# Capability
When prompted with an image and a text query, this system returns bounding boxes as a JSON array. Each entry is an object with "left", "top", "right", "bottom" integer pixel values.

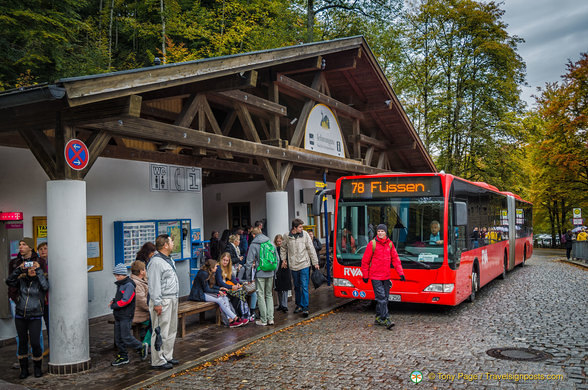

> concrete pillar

[
  {"left": 266, "top": 191, "right": 289, "bottom": 242},
  {"left": 47, "top": 180, "right": 91, "bottom": 374}
]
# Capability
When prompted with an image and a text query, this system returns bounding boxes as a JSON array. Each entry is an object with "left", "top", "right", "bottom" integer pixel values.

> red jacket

[{"left": 360, "top": 237, "right": 404, "bottom": 280}]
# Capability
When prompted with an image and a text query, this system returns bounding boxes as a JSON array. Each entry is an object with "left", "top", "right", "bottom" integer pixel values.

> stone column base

[{"left": 48, "top": 359, "right": 91, "bottom": 375}]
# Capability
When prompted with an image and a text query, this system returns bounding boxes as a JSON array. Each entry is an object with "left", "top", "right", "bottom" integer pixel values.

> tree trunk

[
  {"left": 108, "top": 0, "right": 114, "bottom": 69},
  {"left": 161, "top": 0, "right": 166, "bottom": 63},
  {"left": 306, "top": 0, "right": 314, "bottom": 42}
]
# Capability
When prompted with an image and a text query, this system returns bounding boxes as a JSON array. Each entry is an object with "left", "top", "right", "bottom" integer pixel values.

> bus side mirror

[
  {"left": 454, "top": 201, "right": 467, "bottom": 226},
  {"left": 312, "top": 189, "right": 335, "bottom": 215}
]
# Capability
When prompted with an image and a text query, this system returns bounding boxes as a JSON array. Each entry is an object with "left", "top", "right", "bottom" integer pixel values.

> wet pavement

[
  {"left": 0, "top": 279, "right": 348, "bottom": 390},
  {"left": 142, "top": 249, "right": 586, "bottom": 390},
  {"left": 1, "top": 248, "right": 586, "bottom": 389}
]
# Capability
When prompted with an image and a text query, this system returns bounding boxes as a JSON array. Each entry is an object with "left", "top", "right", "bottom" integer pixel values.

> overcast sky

[{"left": 500, "top": 0, "right": 588, "bottom": 107}]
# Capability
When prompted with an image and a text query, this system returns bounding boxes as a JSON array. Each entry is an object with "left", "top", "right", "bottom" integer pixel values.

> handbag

[{"left": 243, "top": 281, "right": 256, "bottom": 294}]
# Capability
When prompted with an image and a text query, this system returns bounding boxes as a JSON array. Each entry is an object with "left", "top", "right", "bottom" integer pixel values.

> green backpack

[{"left": 257, "top": 240, "right": 278, "bottom": 272}]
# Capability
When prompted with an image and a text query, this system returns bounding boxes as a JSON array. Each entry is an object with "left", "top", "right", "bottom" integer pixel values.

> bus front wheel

[{"left": 468, "top": 265, "right": 479, "bottom": 302}]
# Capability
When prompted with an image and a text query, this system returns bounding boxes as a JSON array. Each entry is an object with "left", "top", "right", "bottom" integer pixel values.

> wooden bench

[{"left": 177, "top": 300, "right": 220, "bottom": 338}]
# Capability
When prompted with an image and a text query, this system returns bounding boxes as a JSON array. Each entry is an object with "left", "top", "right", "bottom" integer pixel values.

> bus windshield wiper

[{"left": 399, "top": 256, "right": 431, "bottom": 269}]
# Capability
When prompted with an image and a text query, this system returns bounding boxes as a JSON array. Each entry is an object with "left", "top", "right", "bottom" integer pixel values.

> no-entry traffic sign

[{"left": 65, "top": 139, "right": 89, "bottom": 170}]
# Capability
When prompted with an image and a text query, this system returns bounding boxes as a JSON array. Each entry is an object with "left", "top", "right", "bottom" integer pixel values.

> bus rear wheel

[
  {"left": 468, "top": 266, "right": 479, "bottom": 302},
  {"left": 499, "top": 255, "right": 507, "bottom": 279}
]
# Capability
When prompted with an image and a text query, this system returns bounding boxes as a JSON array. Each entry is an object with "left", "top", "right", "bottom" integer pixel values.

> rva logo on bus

[
  {"left": 343, "top": 268, "right": 363, "bottom": 277},
  {"left": 481, "top": 249, "right": 489, "bottom": 265}
]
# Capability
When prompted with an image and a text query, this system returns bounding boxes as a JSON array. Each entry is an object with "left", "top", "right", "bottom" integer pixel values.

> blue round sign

[{"left": 64, "top": 139, "right": 89, "bottom": 170}]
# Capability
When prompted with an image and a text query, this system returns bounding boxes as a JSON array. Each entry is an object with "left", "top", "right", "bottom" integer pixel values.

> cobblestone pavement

[{"left": 146, "top": 251, "right": 587, "bottom": 390}]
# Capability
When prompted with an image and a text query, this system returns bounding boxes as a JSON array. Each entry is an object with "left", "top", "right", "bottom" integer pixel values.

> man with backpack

[
  {"left": 245, "top": 227, "right": 279, "bottom": 326},
  {"left": 361, "top": 224, "right": 405, "bottom": 330},
  {"left": 281, "top": 219, "right": 320, "bottom": 318}
]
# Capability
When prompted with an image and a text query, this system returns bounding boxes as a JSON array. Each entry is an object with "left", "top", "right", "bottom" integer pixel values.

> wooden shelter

[{"left": 0, "top": 36, "right": 435, "bottom": 189}]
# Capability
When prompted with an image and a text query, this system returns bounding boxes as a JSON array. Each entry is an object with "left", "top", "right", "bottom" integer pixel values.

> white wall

[
  {"left": 0, "top": 146, "right": 203, "bottom": 340},
  {"left": 202, "top": 180, "right": 270, "bottom": 238},
  {"left": 201, "top": 178, "right": 335, "bottom": 244}
]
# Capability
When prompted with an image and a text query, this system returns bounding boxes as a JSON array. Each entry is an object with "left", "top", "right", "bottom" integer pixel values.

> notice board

[{"left": 33, "top": 215, "right": 103, "bottom": 272}]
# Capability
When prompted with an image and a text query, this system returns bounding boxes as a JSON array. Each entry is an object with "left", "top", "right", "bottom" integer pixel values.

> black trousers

[
  {"left": 114, "top": 317, "right": 142, "bottom": 358},
  {"left": 15, "top": 318, "right": 43, "bottom": 359}
]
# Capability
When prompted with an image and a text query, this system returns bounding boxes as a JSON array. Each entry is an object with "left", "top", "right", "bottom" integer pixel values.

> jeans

[
  {"left": 255, "top": 277, "right": 274, "bottom": 323},
  {"left": 371, "top": 279, "right": 392, "bottom": 320},
  {"left": 249, "top": 291, "right": 257, "bottom": 310},
  {"left": 114, "top": 317, "right": 142, "bottom": 358},
  {"left": 204, "top": 293, "right": 237, "bottom": 323},
  {"left": 277, "top": 291, "right": 288, "bottom": 308},
  {"left": 291, "top": 267, "right": 310, "bottom": 310}
]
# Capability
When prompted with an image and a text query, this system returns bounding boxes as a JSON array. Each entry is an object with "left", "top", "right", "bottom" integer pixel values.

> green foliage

[
  {"left": 528, "top": 53, "right": 588, "bottom": 235},
  {"left": 394, "top": 0, "right": 526, "bottom": 188}
]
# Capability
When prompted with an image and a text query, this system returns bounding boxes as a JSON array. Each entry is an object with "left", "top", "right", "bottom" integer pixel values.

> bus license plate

[{"left": 388, "top": 294, "right": 401, "bottom": 302}]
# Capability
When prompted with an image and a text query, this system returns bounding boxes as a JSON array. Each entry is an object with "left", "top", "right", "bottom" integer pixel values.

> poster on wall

[{"left": 158, "top": 220, "right": 183, "bottom": 260}]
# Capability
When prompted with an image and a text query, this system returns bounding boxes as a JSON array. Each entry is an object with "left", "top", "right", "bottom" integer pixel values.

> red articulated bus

[{"left": 332, "top": 173, "right": 533, "bottom": 305}]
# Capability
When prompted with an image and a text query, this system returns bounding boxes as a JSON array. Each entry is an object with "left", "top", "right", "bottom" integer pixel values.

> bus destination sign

[{"left": 341, "top": 176, "right": 441, "bottom": 199}]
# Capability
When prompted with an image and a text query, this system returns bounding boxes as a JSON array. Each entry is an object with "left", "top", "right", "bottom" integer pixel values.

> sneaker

[
  {"left": 293, "top": 306, "right": 302, "bottom": 313},
  {"left": 302, "top": 310, "right": 309, "bottom": 318},
  {"left": 376, "top": 317, "right": 395, "bottom": 329},
  {"left": 268, "top": 320, "right": 274, "bottom": 325},
  {"left": 249, "top": 313, "right": 256, "bottom": 321},
  {"left": 111, "top": 355, "right": 129, "bottom": 366},
  {"left": 229, "top": 319, "right": 244, "bottom": 328},
  {"left": 255, "top": 320, "right": 267, "bottom": 326},
  {"left": 140, "top": 343, "right": 148, "bottom": 361},
  {"left": 240, "top": 317, "right": 250, "bottom": 326}
]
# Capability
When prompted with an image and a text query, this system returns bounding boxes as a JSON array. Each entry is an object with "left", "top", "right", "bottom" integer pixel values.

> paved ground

[{"left": 143, "top": 249, "right": 587, "bottom": 390}]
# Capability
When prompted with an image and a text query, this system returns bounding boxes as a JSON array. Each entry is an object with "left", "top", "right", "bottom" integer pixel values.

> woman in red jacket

[{"left": 361, "top": 224, "right": 405, "bottom": 329}]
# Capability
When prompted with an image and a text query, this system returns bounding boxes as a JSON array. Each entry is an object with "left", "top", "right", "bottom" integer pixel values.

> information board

[{"left": 33, "top": 215, "right": 104, "bottom": 272}]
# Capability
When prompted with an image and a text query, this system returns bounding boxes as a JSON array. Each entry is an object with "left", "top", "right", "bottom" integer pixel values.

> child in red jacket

[{"left": 361, "top": 224, "right": 405, "bottom": 329}]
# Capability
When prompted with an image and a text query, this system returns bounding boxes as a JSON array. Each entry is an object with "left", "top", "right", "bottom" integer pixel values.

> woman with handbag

[
  {"left": 273, "top": 234, "right": 291, "bottom": 312},
  {"left": 216, "top": 252, "right": 251, "bottom": 320}
]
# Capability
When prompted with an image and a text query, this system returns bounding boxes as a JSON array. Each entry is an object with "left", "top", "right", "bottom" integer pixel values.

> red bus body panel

[{"left": 332, "top": 173, "right": 532, "bottom": 306}]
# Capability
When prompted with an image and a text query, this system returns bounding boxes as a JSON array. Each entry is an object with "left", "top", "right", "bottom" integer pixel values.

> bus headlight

[
  {"left": 423, "top": 284, "right": 454, "bottom": 293},
  {"left": 333, "top": 278, "right": 354, "bottom": 287}
]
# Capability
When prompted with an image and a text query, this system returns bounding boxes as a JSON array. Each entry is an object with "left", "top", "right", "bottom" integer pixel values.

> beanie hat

[
  {"left": 376, "top": 224, "right": 387, "bottom": 232},
  {"left": 20, "top": 237, "right": 35, "bottom": 251},
  {"left": 113, "top": 263, "right": 128, "bottom": 275}
]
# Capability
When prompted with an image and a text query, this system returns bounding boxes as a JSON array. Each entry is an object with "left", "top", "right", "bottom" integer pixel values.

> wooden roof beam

[
  {"left": 88, "top": 117, "right": 385, "bottom": 175},
  {"left": 274, "top": 75, "right": 364, "bottom": 120}
]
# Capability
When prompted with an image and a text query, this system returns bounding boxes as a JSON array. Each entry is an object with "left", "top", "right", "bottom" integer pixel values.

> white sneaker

[
  {"left": 255, "top": 320, "right": 267, "bottom": 326},
  {"left": 268, "top": 320, "right": 274, "bottom": 325}
]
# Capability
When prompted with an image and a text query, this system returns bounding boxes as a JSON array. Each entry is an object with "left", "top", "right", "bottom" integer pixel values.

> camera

[{"left": 24, "top": 261, "right": 34, "bottom": 268}]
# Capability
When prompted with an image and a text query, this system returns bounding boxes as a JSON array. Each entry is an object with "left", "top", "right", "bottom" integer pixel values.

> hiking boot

[
  {"left": 302, "top": 310, "right": 309, "bottom": 318},
  {"left": 382, "top": 318, "right": 395, "bottom": 329},
  {"left": 111, "top": 354, "right": 129, "bottom": 366}
]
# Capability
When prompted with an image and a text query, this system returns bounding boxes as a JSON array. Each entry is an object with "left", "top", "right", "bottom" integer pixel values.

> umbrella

[
  {"left": 572, "top": 226, "right": 586, "bottom": 233},
  {"left": 154, "top": 326, "right": 162, "bottom": 351}
]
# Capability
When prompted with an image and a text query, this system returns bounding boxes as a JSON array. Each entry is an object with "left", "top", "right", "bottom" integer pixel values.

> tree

[
  {"left": 394, "top": 0, "right": 526, "bottom": 186},
  {"left": 529, "top": 53, "right": 588, "bottom": 238}
]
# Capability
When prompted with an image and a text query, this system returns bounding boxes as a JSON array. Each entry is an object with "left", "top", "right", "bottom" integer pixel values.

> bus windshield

[{"left": 336, "top": 197, "right": 446, "bottom": 269}]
